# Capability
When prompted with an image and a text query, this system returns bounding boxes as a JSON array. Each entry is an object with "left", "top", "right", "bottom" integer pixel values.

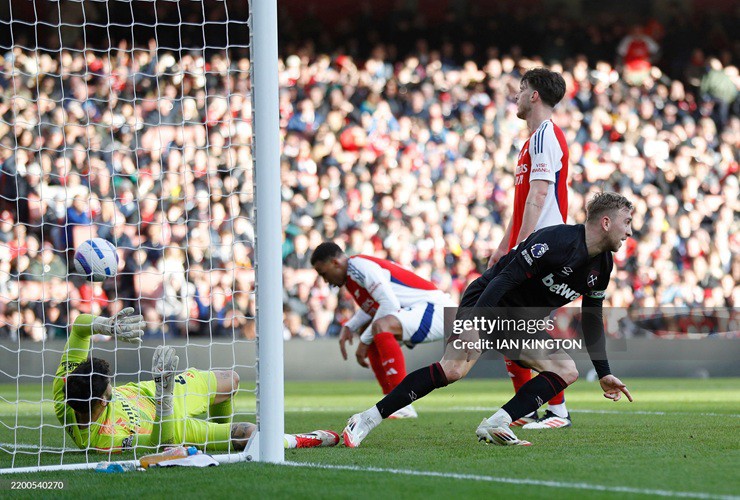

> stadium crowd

[{"left": 0, "top": 4, "right": 738, "bottom": 342}]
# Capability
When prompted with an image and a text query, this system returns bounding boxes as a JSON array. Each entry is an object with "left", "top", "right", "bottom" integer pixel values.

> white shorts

[{"left": 392, "top": 297, "right": 456, "bottom": 346}]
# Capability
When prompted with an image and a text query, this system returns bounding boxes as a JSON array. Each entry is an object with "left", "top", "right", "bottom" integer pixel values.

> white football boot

[
  {"left": 342, "top": 412, "right": 378, "bottom": 448},
  {"left": 291, "top": 430, "right": 341, "bottom": 448},
  {"left": 476, "top": 418, "right": 532, "bottom": 446},
  {"left": 522, "top": 410, "right": 572, "bottom": 429},
  {"left": 388, "top": 404, "right": 418, "bottom": 419}
]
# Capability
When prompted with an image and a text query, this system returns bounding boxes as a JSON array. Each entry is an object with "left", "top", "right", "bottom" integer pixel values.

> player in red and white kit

[
  {"left": 312, "top": 242, "right": 455, "bottom": 419},
  {"left": 488, "top": 67, "right": 572, "bottom": 429}
]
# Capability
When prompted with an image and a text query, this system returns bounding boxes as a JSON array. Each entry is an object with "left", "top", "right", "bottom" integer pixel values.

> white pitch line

[
  {"left": 447, "top": 407, "right": 740, "bottom": 418},
  {"left": 283, "top": 461, "right": 739, "bottom": 500},
  {"left": 0, "top": 443, "right": 79, "bottom": 452}
]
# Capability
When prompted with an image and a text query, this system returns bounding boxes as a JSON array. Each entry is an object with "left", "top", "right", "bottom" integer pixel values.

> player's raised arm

[
  {"left": 53, "top": 308, "right": 144, "bottom": 450},
  {"left": 53, "top": 309, "right": 144, "bottom": 411},
  {"left": 53, "top": 313, "right": 97, "bottom": 420}
]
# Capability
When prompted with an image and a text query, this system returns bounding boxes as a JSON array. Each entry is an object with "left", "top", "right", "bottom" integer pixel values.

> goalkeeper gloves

[
  {"left": 152, "top": 345, "right": 179, "bottom": 418},
  {"left": 92, "top": 307, "right": 145, "bottom": 344}
]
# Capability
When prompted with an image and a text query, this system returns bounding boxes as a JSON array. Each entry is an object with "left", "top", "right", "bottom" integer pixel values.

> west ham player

[
  {"left": 56, "top": 310, "right": 339, "bottom": 451},
  {"left": 343, "top": 192, "right": 634, "bottom": 447},
  {"left": 312, "top": 243, "right": 456, "bottom": 419},
  {"left": 489, "top": 67, "right": 571, "bottom": 429}
]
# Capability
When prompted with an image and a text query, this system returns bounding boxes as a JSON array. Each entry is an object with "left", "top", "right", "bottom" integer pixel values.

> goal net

[{"left": 0, "top": 0, "right": 283, "bottom": 472}]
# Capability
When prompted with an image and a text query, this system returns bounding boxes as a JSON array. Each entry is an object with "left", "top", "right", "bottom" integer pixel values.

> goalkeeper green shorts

[{"left": 140, "top": 369, "right": 233, "bottom": 451}]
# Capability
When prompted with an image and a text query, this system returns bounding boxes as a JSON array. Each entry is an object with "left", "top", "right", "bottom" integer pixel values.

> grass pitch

[{"left": 1, "top": 378, "right": 739, "bottom": 499}]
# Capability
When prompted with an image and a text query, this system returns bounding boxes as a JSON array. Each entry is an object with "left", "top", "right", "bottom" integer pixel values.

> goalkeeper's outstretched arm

[
  {"left": 53, "top": 313, "right": 96, "bottom": 434},
  {"left": 52, "top": 309, "right": 144, "bottom": 449}
]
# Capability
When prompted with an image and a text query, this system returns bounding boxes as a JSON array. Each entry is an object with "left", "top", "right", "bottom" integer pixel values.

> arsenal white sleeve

[
  {"left": 528, "top": 121, "right": 562, "bottom": 184},
  {"left": 347, "top": 258, "right": 402, "bottom": 344},
  {"left": 345, "top": 308, "right": 372, "bottom": 333}
]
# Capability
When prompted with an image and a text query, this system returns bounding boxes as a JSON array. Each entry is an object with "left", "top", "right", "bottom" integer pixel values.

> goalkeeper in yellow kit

[{"left": 54, "top": 308, "right": 339, "bottom": 453}]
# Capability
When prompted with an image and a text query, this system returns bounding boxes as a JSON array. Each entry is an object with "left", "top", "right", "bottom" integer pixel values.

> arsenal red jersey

[{"left": 509, "top": 120, "right": 569, "bottom": 250}]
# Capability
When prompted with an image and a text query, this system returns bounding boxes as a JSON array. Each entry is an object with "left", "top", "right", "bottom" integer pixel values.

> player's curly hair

[
  {"left": 310, "top": 242, "right": 344, "bottom": 266},
  {"left": 586, "top": 192, "right": 634, "bottom": 222},
  {"left": 521, "top": 68, "right": 566, "bottom": 108},
  {"left": 64, "top": 358, "right": 111, "bottom": 414}
]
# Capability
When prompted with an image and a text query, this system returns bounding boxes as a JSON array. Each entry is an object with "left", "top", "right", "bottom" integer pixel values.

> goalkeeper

[{"left": 54, "top": 308, "right": 338, "bottom": 452}]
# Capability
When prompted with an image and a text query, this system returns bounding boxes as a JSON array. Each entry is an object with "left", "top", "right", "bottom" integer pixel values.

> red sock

[
  {"left": 505, "top": 357, "right": 532, "bottom": 392},
  {"left": 367, "top": 343, "right": 392, "bottom": 394},
  {"left": 548, "top": 391, "right": 565, "bottom": 405},
  {"left": 374, "top": 332, "right": 406, "bottom": 392}
]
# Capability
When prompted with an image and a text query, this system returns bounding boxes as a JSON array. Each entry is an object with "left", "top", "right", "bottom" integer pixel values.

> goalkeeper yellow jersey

[{"left": 53, "top": 314, "right": 158, "bottom": 452}]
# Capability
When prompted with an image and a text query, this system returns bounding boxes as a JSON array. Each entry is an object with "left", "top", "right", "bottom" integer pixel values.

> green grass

[{"left": 1, "top": 379, "right": 739, "bottom": 499}]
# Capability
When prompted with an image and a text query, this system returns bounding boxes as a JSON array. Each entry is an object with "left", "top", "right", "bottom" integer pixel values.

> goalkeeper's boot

[
  {"left": 292, "top": 430, "right": 340, "bottom": 448},
  {"left": 510, "top": 410, "right": 539, "bottom": 427},
  {"left": 388, "top": 404, "right": 418, "bottom": 419},
  {"left": 343, "top": 412, "right": 377, "bottom": 448},
  {"left": 476, "top": 418, "right": 531, "bottom": 446},
  {"left": 522, "top": 410, "right": 572, "bottom": 429}
]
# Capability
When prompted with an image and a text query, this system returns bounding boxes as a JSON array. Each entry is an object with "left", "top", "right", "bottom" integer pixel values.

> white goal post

[
  {"left": 0, "top": 0, "right": 283, "bottom": 472},
  {"left": 250, "top": 0, "right": 285, "bottom": 465}
]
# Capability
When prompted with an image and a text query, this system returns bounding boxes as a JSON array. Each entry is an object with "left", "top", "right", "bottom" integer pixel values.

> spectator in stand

[
  {"left": 23, "top": 242, "right": 67, "bottom": 282},
  {"left": 64, "top": 194, "right": 92, "bottom": 249},
  {"left": 617, "top": 25, "right": 660, "bottom": 86},
  {"left": 700, "top": 57, "right": 739, "bottom": 129}
]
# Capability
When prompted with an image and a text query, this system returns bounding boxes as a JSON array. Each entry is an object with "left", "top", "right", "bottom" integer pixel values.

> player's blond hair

[{"left": 586, "top": 192, "right": 634, "bottom": 222}]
